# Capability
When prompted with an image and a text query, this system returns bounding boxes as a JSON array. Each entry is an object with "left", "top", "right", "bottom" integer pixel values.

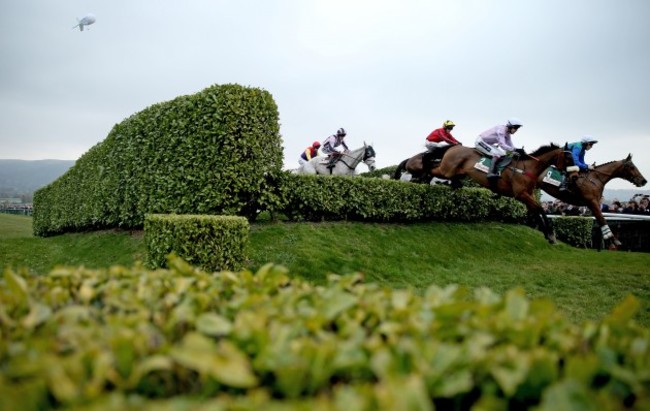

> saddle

[
  {"left": 325, "top": 152, "right": 343, "bottom": 169},
  {"left": 423, "top": 145, "right": 454, "bottom": 171}
]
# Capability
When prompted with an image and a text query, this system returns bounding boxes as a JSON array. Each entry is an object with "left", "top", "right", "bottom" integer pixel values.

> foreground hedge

[
  {"left": 1, "top": 259, "right": 648, "bottom": 410},
  {"left": 33, "top": 83, "right": 283, "bottom": 237},
  {"left": 144, "top": 214, "right": 249, "bottom": 272}
]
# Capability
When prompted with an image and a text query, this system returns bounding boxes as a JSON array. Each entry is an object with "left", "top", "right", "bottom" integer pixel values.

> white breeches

[
  {"left": 425, "top": 141, "right": 450, "bottom": 151},
  {"left": 475, "top": 137, "right": 506, "bottom": 158}
]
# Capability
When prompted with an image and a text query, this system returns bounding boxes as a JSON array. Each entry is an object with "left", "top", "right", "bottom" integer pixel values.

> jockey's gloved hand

[
  {"left": 515, "top": 148, "right": 526, "bottom": 155},
  {"left": 588, "top": 163, "right": 596, "bottom": 170}
]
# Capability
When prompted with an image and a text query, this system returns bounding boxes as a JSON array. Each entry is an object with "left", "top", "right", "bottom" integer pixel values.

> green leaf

[
  {"left": 170, "top": 332, "right": 258, "bottom": 388},
  {"left": 4, "top": 270, "right": 29, "bottom": 304},
  {"left": 605, "top": 294, "right": 640, "bottom": 325},
  {"left": 536, "top": 380, "right": 600, "bottom": 411},
  {"left": 196, "top": 312, "right": 233, "bottom": 337},
  {"left": 504, "top": 288, "right": 529, "bottom": 321},
  {"left": 21, "top": 302, "right": 52, "bottom": 329},
  {"left": 321, "top": 290, "right": 358, "bottom": 321}
]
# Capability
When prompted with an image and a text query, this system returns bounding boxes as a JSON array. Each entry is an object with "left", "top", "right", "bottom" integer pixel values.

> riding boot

[
  {"left": 558, "top": 173, "right": 569, "bottom": 192},
  {"left": 487, "top": 157, "right": 501, "bottom": 179},
  {"left": 326, "top": 156, "right": 336, "bottom": 169}
]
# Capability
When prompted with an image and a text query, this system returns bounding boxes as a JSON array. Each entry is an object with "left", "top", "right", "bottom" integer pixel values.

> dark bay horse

[
  {"left": 393, "top": 146, "right": 456, "bottom": 183},
  {"left": 433, "top": 143, "right": 570, "bottom": 243},
  {"left": 539, "top": 154, "right": 647, "bottom": 248}
]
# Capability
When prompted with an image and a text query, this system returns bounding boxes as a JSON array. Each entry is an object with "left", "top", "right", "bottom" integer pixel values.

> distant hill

[{"left": 0, "top": 159, "right": 75, "bottom": 196}]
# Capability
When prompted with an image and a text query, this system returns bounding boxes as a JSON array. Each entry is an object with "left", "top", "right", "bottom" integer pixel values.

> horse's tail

[{"left": 393, "top": 159, "right": 408, "bottom": 180}]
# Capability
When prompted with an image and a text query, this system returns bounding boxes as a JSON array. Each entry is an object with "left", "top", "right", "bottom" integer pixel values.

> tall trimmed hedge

[{"left": 33, "top": 84, "right": 283, "bottom": 236}]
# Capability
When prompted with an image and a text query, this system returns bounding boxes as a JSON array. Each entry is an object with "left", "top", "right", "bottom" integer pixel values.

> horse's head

[
  {"left": 621, "top": 154, "right": 647, "bottom": 187},
  {"left": 363, "top": 144, "right": 377, "bottom": 171}
]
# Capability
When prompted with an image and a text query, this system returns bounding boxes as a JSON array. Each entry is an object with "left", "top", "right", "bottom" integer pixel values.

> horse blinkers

[{"left": 364, "top": 145, "right": 376, "bottom": 161}]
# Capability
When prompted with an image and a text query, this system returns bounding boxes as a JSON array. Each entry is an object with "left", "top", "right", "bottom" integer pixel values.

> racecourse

[{"left": 1, "top": 213, "right": 649, "bottom": 326}]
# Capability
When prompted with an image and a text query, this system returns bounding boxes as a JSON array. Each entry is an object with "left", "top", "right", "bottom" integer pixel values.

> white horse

[{"left": 297, "top": 143, "right": 377, "bottom": 175}]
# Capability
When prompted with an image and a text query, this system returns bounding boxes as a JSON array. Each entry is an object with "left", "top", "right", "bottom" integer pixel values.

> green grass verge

[{"left": 2, "top": 214, "right": 649, "bottom": 326}]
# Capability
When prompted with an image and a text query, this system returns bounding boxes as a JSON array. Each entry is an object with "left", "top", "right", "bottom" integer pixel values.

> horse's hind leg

[
  {"left": 519, "top": 193, "right": 557, "bottom": 244},
  {"left": 449, "top": 177, "right": 463, "bottom": 189},
  {"left": 393, "top": 159, "right": 408, "bottom": 180}
]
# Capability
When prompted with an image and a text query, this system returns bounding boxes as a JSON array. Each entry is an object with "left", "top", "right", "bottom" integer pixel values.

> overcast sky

[{"left": 1, "top": 0, "right": 649, "bottom": 189}]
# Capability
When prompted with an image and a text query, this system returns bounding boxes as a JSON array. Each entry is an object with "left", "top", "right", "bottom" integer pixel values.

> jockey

[
  {"left": 425, "top": 120, "right": 461, "bottom": 151},
  {"left": 559, "top": 135, "right": 598, "bottom": 192},
  {"left": 475, "top": 118, "right": 524, "bottom": 179},
  {"left": 298, "top": 140, "right": 321, "bottom": 166},
  {"left": 321, "top": 128, "right": 349, "bottom": 168}
]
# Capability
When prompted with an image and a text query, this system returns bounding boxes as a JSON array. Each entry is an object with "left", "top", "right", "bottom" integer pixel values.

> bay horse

[
  {"left": 298, "top": 143, "right": 376, "bottom": 176},
  {"left": 393, "top": 145, "right": 456, "bottom": 183},
  {"left": 538, "top": 154, "right": 647, "bottom": 248},
  {"left": 432, "top": 143, "right": 570, "bottom": 243}
]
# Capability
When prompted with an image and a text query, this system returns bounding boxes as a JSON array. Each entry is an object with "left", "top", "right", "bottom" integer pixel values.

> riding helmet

[
  {"left": 443, "top": 120, "right": 455, "bottom": 128},
  {"left": 312, "top": 141, "right": 321, "bottom": 148},
  {"left": 337, "top": 128, "right": 347, "bottom": 137},
  {"left": 507, "top": 118, "right": 523, "bottom": 128},
  {"left": 580, "top": 135, "right": 598, "bottom": 144}
]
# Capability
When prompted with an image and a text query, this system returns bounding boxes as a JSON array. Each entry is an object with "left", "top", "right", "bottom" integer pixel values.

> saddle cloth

[
  {"left": 541, "top": 166, "right": 563, "bottom": 186},
  {"left": 473, "top": 157, "right": 512, "bottom": 173}
]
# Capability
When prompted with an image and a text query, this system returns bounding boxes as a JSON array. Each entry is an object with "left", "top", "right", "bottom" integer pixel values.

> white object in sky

[{"left": 72, "top": 14, "right": 96, "bottom": 31}]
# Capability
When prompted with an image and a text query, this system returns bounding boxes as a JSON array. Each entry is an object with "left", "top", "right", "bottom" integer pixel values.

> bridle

[
  {"left": 337, "top": 146, "right": 376, "bottom": 170},
  {"left": 587, "top": 159, "right": 644, "bottom": 187}
]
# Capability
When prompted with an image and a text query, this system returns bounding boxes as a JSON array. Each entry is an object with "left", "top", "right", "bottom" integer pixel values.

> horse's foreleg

[{"left": 588, "top": 202, "right": 621, "bottom": 248}]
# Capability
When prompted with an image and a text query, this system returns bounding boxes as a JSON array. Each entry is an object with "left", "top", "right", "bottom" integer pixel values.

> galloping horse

[
  {"left": 298, "top": 143, "right": 377, "bottom": 176},
  {"left": 393, "top": 146, "right": 456, "bottom": 183},
  {"left": 539, "top": 154, "right": 647, "bottom": 248},
  {"left": 433, "top": 143, "right": 570, "bottom": 243}
]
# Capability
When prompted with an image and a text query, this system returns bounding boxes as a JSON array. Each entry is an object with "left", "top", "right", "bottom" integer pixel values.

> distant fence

[
  {"left": 549, "top": 213, "right": 650, "bottom": 252},
  {"left": 0, "top": 208, "right": 33, "bottom": 216}
]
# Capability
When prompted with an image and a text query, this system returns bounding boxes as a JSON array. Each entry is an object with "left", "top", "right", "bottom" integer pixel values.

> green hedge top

[{"left": 33, "top": 83, "right": 283, "bottom": 236}]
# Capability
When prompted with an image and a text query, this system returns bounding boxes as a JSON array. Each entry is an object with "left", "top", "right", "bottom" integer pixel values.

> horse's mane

[
  {"left": 597, "top": 160, "right": 617, "bottom": 167},
  {"left": 528, "top": 143, "right": 560, "bottom": 157}
]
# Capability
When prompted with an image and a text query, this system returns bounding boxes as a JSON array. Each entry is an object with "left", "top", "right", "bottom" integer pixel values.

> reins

[
  {"left": 578, "top": 161, "right": 638, "bottom": 186},
  {"left": 509, "top": 150, "right": 558, "bottom": 180},
  {"left": 337, "top": 149, "right": 367, "bottom": 170}
]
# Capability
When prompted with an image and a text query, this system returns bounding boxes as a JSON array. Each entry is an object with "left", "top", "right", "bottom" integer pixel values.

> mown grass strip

[{"left": 2, "top": 214, "right": 649, "bottom": 326}]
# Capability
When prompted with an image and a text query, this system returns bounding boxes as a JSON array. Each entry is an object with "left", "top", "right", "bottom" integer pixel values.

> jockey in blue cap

[{"left": 559, "top": 135, "right": 598, "bottom": 192}]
